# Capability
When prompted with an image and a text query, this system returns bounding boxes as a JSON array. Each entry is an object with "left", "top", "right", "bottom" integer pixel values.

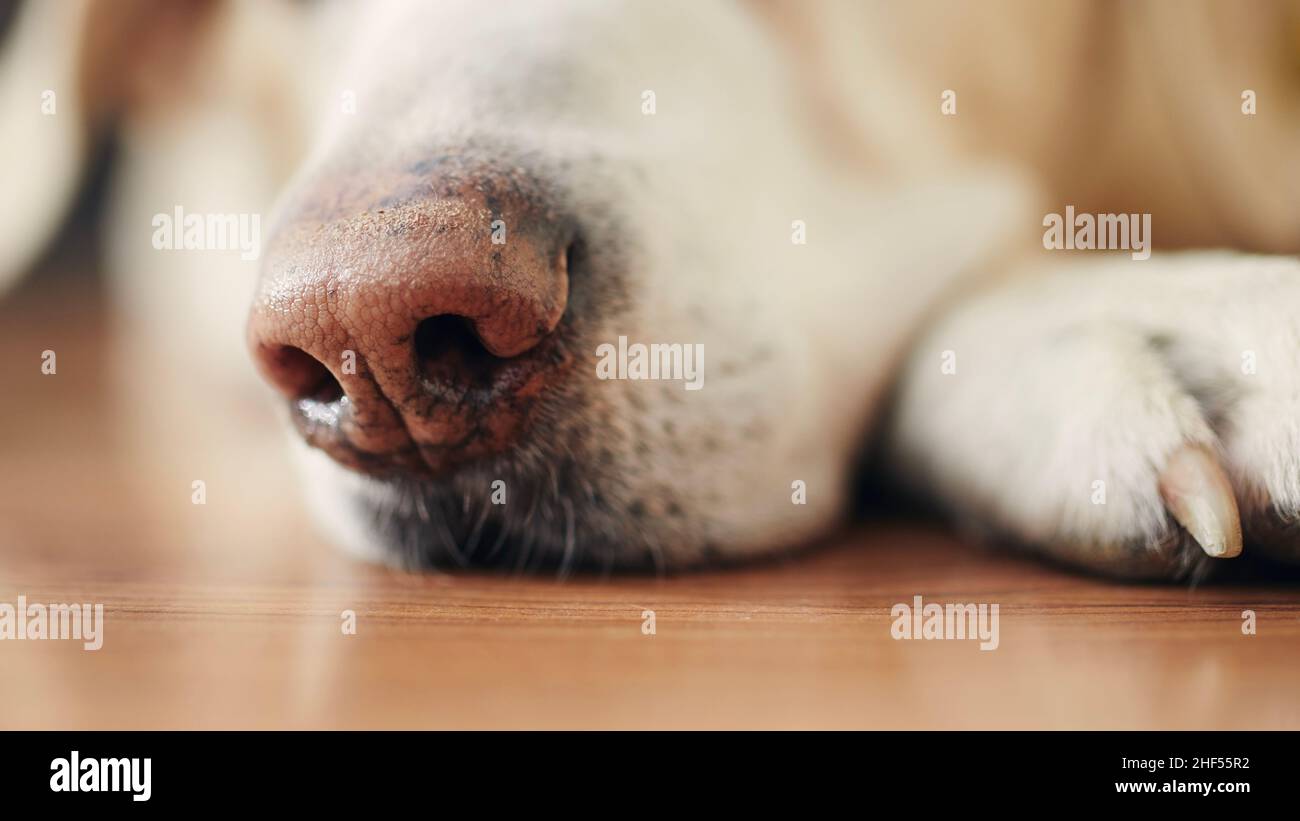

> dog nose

[{"left": 247, "top": 164, "right": 573, "bottom": 477}]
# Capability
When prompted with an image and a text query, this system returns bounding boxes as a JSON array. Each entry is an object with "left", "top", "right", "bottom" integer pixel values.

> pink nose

[{"left": 247, "top": 161, "right": 573, "bottom": 477}]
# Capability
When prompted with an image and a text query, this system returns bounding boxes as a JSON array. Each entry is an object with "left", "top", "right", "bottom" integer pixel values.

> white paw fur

[{"left": 887, "top": 252, "right": 1300, "bottom": 577}]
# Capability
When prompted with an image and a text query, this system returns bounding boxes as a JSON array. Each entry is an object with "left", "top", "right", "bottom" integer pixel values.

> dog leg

[{"left": 886, "top": 251, "right": 1300, "bottom": 579}]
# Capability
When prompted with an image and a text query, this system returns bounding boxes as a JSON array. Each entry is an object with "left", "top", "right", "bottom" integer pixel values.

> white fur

[
  {"left": 274, "top": 0, "right": 1037, "bottom": 564},
  {"left": 0, "top": 0, "right": 91, "bottom": 291},
  {"left": 889, "top": 253, "right": 1300, "bottom": 571}
]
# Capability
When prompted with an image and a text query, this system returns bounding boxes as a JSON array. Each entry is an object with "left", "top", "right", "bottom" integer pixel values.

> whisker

[
  {"left": 413, "top": 487, "right": 432, "bottom": 525},
  {"left": 462, "top": 495, "right": 492, "bottom": 559},
  {"left": 557, "top": 497, "right": 577, "bottom": 580},
  {"left": 646, "top": 537, "right": 667, "bottom": 578},
  {"left": 483, "top": 521, "right": 511, "bottom": 561},
  {"left": 512, "top": 529, "right": 537, "bottom": 575},
  {"left": 431, "top": 494, "right": 468, "bottom": 568}
]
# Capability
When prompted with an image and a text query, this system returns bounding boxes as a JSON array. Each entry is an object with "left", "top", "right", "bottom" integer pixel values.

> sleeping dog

[{"left": 5, "top": 0, "right": 1300, "bottom": 579}]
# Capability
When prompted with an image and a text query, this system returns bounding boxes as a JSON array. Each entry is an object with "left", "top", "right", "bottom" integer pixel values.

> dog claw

[{"left": 1158, "top": 445, "right": 1243, "bottom": 558}]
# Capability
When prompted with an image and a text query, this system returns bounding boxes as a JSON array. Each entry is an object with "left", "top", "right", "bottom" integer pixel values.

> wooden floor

[{"left": 2, "top": 269, "right": 1298, "bottom": 730}]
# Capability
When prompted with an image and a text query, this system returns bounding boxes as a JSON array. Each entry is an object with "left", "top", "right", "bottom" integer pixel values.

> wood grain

[{"left": 2, "top": 271, "right": 1297, "bottom": 730}]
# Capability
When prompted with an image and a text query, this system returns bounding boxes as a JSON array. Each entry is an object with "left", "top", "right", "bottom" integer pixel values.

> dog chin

[{"left": 290, "top": 436, "right": 674, "bottom": 574}]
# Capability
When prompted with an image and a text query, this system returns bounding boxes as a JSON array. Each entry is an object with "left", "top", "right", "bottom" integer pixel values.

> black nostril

[
  {"left": 307, "top": 367, "right": 345, "bottom": 404},
  {"left": 270, "top": 345, "right": 344, "bottom": 403},
  {"left": 564, "top": 238, "right": 582, "bottom": 280},
  {"left": 415, "top": 314, "right": 507, "bottom": 386}
]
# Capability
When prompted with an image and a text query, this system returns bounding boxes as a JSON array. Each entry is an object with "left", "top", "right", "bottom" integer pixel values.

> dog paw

[{"left": 886, "top": 253, "right": 1300, "bottom": 579}]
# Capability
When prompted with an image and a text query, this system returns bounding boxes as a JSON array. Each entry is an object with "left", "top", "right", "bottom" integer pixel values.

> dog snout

[{"left": 247, "top": 161, "right": 574, "bottom": 477}]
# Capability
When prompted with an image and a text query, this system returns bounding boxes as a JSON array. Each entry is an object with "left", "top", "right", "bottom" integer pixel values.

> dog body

[{"left": 7, "top": 0, "right": 1300, "bottom": 578}]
